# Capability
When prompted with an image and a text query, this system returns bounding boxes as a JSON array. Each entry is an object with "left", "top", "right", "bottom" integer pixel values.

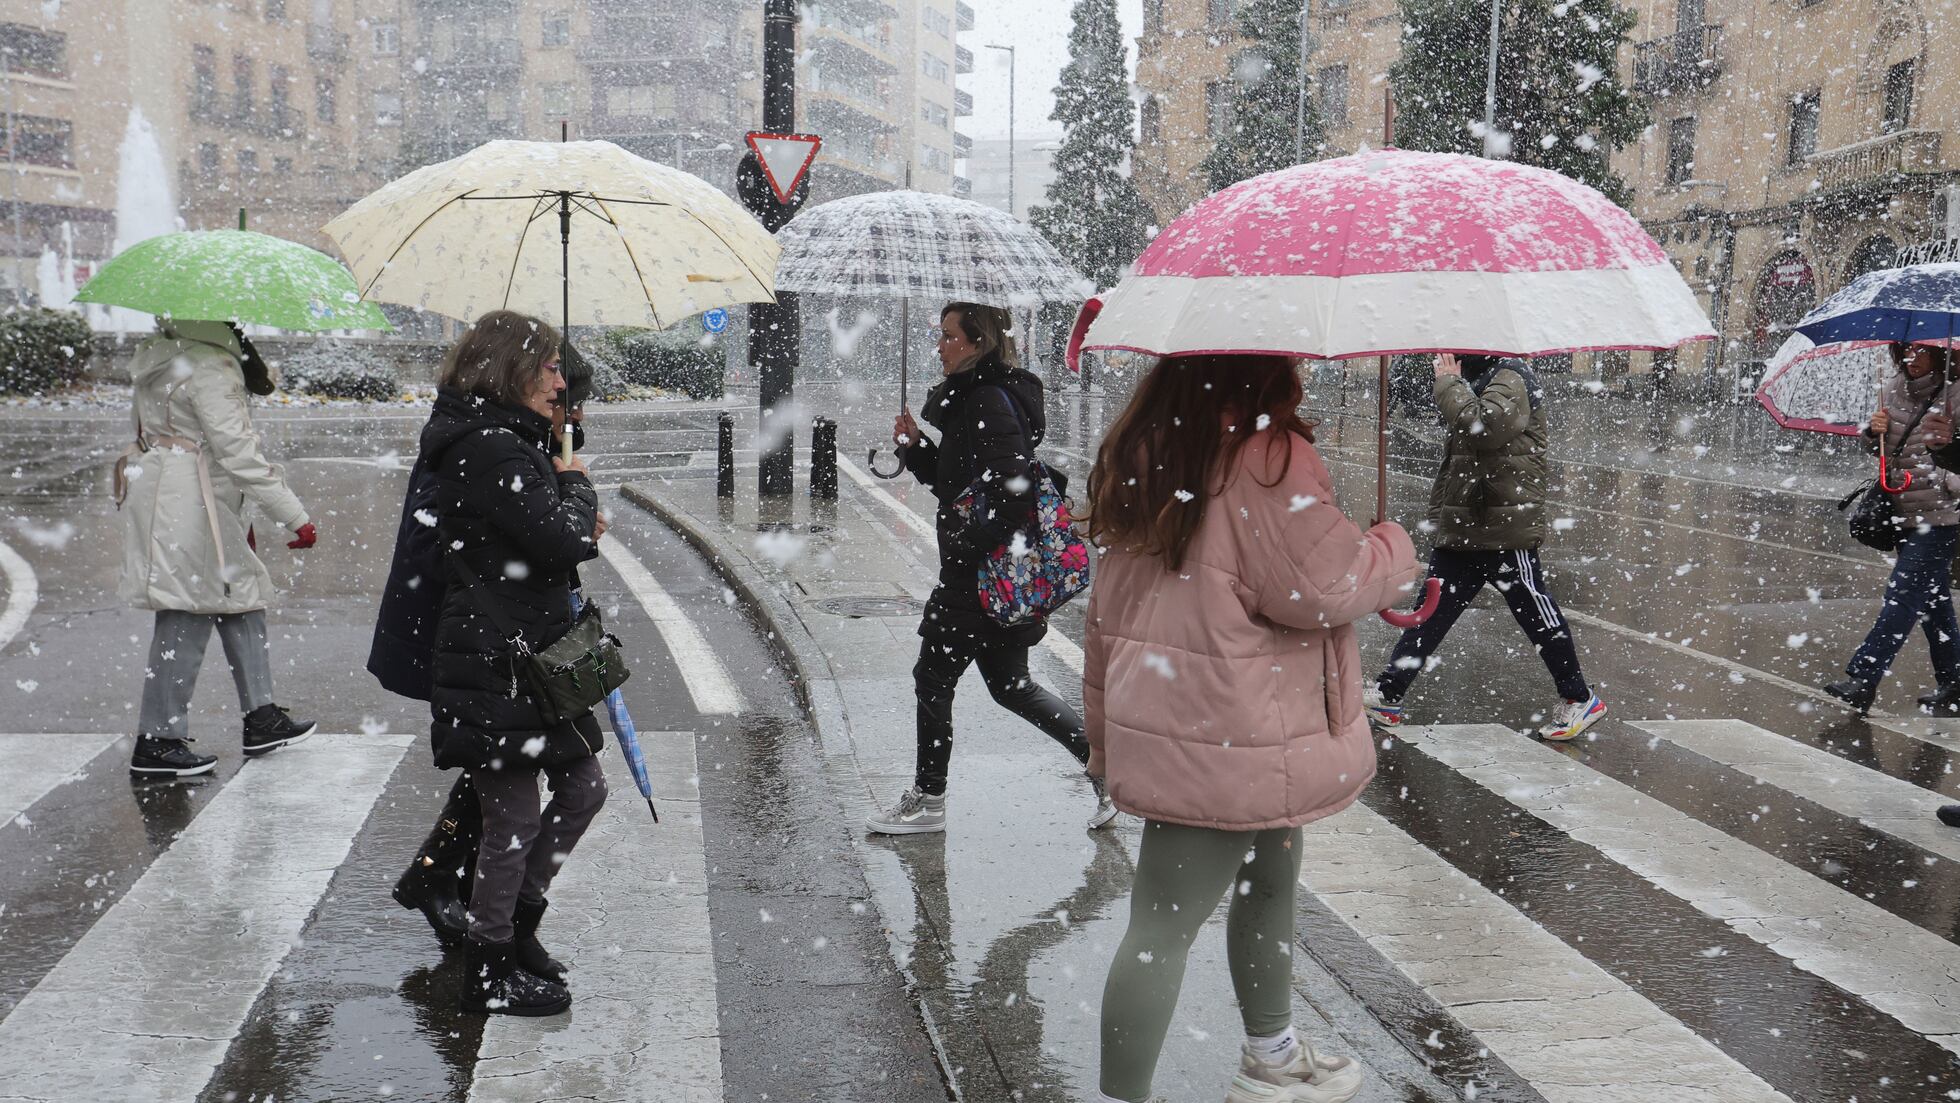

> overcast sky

[{"left": 960, "top": 0, "right": 1143, "bottom": 142}]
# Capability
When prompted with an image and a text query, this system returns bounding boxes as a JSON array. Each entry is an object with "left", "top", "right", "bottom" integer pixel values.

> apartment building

[
  {"left": 799, "top": 0, "right": 971, "bottom": 197},
  {"left": 1133, "top": 0, "right": 1960, "bottom": 390}
]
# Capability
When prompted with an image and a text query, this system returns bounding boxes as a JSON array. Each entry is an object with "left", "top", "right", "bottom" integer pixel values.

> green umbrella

[{"left": 75, "top": 229, "right": 392, "bottom": 332}]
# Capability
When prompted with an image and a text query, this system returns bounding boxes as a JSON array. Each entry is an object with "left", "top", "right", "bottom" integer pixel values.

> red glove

[{"left": 287, "top": 523, "right": 318, "bottom": 550}]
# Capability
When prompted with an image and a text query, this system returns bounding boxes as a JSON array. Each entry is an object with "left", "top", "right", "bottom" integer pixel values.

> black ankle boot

[
  {"left": 512, "top": 896, "right": 568, "bottom": 984},
  {"left": 459, "top": 938, "right": 570, "bottom": 1017},
  {"left": 242, "top": 704, "right": 316, "bottom": 756},
  {"left": 1823, "top": 678, "right": 1877, "bottom": 714},
  {"left": 393, "top": 779, "right": 481, "bottom": 949}
]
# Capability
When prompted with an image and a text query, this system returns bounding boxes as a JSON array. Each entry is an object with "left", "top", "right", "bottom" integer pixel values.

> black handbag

[
  {"left": 1840, "top": 399, "right": 1935, "bottom": 552},
  {"left": 448, "top": 554, "right": 630, "bottom": 726}
]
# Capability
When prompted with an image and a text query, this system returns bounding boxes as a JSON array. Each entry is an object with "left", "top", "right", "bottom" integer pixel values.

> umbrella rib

[
  {"left": 589, "top": 195, "right": 664, "bottom": 330},
  {"left": 361, "top": 190, "right": 478, "bottom": 301},
  {"left": 670, "top": 206, "right": 774, "bottom": 303},
  {"left": 500, "top": 195, "right": 559, "bottom": 312}
]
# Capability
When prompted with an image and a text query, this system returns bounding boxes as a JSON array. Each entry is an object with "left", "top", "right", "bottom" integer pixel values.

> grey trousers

[
  {"left": 467, "top": 755, "right": 609, "bottom": 944},
  {"left": 137, "top": 610, "right": 275, "bottom": 742}
]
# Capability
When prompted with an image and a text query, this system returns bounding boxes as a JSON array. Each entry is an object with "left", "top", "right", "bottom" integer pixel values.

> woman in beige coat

[
  {"left": 117, "top": 319, "right": 318, "bottom": 776},
  {"left": 1084, "top": 355, "right": 1421, "bottom": 1103}
]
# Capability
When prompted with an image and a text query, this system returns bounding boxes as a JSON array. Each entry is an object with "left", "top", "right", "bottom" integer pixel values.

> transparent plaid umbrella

[{"left": 773, "top": 190, "right": 1090, "bottom": 477}]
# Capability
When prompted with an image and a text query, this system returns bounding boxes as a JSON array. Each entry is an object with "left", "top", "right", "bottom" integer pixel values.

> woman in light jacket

[
  {"left": 118, "top": 319, "right": 318, "bottom": 777},
  {"left": 1826, "top": 342, "right": 1960, "bottom": 717},
  {"left": 1083, "top": 355, "right": 1421, "bottom": 1103}
]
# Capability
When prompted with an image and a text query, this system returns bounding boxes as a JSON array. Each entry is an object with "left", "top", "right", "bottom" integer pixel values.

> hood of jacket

[
  {"left": 128, "top": 319, "right": 243, "bottom": 389},
  {"left": 420, "top": 385, "right": 554, "bottom": 465},
  {"left": 1466, "top": 356, "right": 1544, "bottom": 411},
  {"left": 920, "top": 356, "right": 1047, "bottom": 441}
]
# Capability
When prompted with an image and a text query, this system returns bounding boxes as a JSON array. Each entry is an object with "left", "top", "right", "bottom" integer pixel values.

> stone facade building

[{"left": 1132, "top": 0, "right": 1960, "bottom": 392}]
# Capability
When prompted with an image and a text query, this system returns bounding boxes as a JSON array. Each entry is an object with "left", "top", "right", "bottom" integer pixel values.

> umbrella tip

[{"left": 647, "top": 798, "right": 660, "bottom": 823}]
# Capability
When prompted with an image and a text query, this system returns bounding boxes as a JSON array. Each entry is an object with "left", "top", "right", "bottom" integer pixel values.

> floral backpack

[{"left": 951, "top": 389, "right": 1093, "bottom": 626}]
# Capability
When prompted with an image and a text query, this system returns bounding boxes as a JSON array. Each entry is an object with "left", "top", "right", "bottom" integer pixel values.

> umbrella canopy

[
  {"left": 323, "top": 139, "right": 778, "bottom": 328},
  {"left": 1075, "top": 149, "right": 1713, "bottom": 363},
  {"left": 1795, "top": 263, "right": 1960, "bottom": 345},
  {"left": 1755, "top": 339, "right": 1893, "bottom": 436},
  {"left": 74, "top": 229, "right": 391, "bottom": 332},
  {"left": 774, "top": 190, "right": 1089, "bottom": 306}
]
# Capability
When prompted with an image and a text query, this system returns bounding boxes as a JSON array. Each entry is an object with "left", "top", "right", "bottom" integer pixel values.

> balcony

[
  {"left": 957, "top": 1, "right": 975, "bottom": 32},
  {"left": 1631, "top": 25, "right": 1724, "bottom": 96},
  {"left": 952, "top": 175, "right": 972, "bottom": 199},
  {"left": 1807, "top": 129, "right": 1942, "bottom": 193},
  {"left": 953, "top": 130, "right": 972, "bottom": 156},
  {"left": 955, "top": 45, "right": 973, "bottom": 74},
  {"left": 954, "top": 88, "right": 973, "bottom": 116},
  {"left": 305, "top": 24, "right": 349, "bottom": 63},
  {"left": 427, "top": 39, "right": 522, "bottom": 73}
]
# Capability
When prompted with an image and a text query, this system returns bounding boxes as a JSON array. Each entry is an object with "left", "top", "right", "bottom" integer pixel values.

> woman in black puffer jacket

[
  {"left": 864, "top": 302, "right": 1110, "bottom": 837},
  {"left": 420, "top": 310, "right": 608, "bottom": 1017}
]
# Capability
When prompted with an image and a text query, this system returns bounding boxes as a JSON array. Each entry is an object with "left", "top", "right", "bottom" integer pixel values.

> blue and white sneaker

[
  {"left": 1538, "top": 694, "right": 1606, "bottom": 741},
  {"left": 1362, "top": 686, "right": 1403, "bottom": 728}
]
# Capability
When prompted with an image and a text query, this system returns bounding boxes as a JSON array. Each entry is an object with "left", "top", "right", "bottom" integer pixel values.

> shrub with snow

[{"left": 274, "top": 342, "right": 401, "bottom": 402}]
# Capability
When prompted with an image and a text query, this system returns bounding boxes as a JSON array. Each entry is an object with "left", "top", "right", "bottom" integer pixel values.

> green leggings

[{"left": 1100, "top": 821, "right": 1302, "bottom": 1102}]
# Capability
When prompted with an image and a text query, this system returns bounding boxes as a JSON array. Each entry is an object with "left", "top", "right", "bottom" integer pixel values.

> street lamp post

[{"left": 985, "top": 43, "right": 1014, "bottom": 216}]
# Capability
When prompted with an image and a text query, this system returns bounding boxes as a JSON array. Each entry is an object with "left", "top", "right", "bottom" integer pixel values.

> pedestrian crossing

[{"left": 3, "top": 712, "right": 1960, "bottom": 1101}]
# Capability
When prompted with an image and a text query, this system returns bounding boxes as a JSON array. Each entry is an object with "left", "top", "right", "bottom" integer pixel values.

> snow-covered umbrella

[
  {"left": 773, "top": 189, "right": 1090, "bottom": 476},
  {"left": 1069, "top": 148, "right": 1715, "bottom": 625},
  {"left": 1796, "top": 263, "right": 1960, "bottom": 345},
  {"left": 1755, "top": 338, "right": 1892, "bottom": 437}
]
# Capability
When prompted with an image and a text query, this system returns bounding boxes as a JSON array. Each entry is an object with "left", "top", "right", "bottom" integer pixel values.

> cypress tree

[{"left": 1199, "top": 0, "right": 1322, "bottom": 192}]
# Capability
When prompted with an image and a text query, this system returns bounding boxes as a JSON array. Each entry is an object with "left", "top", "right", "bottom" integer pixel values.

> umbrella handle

[
  {"left": 867, "top": 446, "right": 907, "bottom": 480},
  {"left": 1880, "top": 453, "right": 1912, "bottom": 493},
  {"left": 1380, "top": 577, "right": 1443, "bottom": 629}
]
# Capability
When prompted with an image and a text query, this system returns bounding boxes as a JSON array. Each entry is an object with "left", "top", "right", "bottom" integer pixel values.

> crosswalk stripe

[
  {"left": 0, "top": 538, "right": 37, "bottom": 653},
  {"left": 1399, "top": 723, "right": 1960, "bottom": 1052},
  {"left": 0, "top": 733, "right": 120, "bottom": 826},
  {"left": 0, "top": 733, "right": 411, "bottom": 1101},
  {"left": 597, "top": 539, "right": 743, "bottom": 715},
  {"left": 1633, "top": 719, "right": 1960, "bottom": 864},
  {"left": 1867, "top": 714, "right": 1960, "bottom": 756},
  {"left": 470, "top": 730, "right": 720, "bottom": 1102},
  {"left": 1304, "top": 802, "right": 1792, "bottom": 1103}
]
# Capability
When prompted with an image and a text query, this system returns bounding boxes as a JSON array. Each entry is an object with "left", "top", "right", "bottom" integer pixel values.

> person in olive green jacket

[{"left": 1363, "top": 353, "right": 1607, "bottom": 742}]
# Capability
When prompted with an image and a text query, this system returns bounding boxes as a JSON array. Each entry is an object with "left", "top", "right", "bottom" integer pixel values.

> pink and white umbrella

[
  {"left": 1755, "top": 337, "right": 1891, "bottom": 437},
  {"left": 1071, "top": 148, "right": 1712, "bottom": 363}
]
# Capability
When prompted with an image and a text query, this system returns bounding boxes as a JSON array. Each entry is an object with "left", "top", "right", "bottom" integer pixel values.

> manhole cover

[{"left": 812, "top": 595, "right": 926, "bottom": 619}]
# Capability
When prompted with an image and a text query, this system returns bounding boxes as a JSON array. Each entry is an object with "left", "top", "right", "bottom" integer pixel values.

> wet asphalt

[{"left": 0, "top": 373, "right": 1957, "bottom": 1100}]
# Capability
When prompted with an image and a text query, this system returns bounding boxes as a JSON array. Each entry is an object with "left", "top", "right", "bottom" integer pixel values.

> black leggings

[
  {"left": 914, "top": 638, "right": 1088, "bottom": 796},
  {"left": 1377, "top": 546, "right": 1591, "bottom": 703}
]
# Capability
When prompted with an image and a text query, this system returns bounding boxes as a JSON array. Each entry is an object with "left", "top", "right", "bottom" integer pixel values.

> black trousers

[
  {"left": 1377, "top": 546, "right": 1591, "bottom": 703},
  {"left": 913, "top": 637, "right": 1088, "bottom": 796}
]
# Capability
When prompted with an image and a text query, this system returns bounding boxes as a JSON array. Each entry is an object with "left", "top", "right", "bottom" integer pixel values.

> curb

[{"left": 618, "top": 480, "right": 962, "bottom": 1102}]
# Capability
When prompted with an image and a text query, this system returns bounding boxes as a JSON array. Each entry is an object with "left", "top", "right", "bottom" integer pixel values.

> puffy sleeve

[
  {"left": 1435, "top": 368, "right": 1532, "bottom": 451},
  {"left": 183, "top": 353, "right": 308, "bottom": 529},
  {"left": 1241, "top": 435, "right": 1423, "bottom": 630}
]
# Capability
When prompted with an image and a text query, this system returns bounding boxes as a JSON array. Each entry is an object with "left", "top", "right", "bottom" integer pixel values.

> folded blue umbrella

[
  {"left": 572, "top": 589, "right": 658, "bottom": 822},
  {"left": 1796, "top": 263, "right": 1960, "bottom": 345}
]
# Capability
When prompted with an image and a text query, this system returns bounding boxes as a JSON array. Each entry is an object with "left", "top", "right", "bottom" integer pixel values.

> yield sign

[{"left": 745, "top": 131, "right": 822, "bottom": 206}]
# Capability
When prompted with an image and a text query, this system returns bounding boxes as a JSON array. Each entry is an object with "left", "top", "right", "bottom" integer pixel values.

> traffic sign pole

[{"left": 748, "top": 0, "right": 803, "bottom": 499}]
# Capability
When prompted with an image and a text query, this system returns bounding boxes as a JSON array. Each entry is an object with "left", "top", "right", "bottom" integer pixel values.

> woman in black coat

[
  {"left": 865, "top": 302, "right": 1112, "bottom": 837},
  {"left": 420, "top": 310, "right": 608, "bottom": 1017}
]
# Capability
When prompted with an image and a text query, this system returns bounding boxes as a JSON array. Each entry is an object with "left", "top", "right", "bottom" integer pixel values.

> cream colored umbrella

[{"left": 322, "top": 138, "right": 778, "bottom": 332}]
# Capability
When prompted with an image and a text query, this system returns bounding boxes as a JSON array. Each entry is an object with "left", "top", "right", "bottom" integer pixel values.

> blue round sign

[{"left": 703, "top": 308, "right": 729, "bottom": 334}]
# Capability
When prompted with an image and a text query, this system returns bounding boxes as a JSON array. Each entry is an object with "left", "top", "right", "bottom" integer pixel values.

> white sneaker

[
  {"left": 1235, "top": 1039, "right": 1364, "bottom": 1103},
  {"left": 1538, "top": 694, "right": 1607, "bottom": 741},
  {"left": 1361, "top": 685, "right": 1403, "bottom": 727},
  {"left": 1225, "top": 1068, "right": 1359, "bottom": 1103},
  {"left": 1088, "top": 774, "right": 1118, "bottom": 830},
  {"left": 866, "top": 786, "right": 946, "bottom": 835}
]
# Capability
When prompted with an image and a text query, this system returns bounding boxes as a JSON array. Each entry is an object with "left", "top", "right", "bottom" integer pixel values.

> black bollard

[
  {"left": 717, "top": 411, "right": 735, "bottom": 499},
  {"left": 811, "top": 416, "right": 838, "bottom": 501}
]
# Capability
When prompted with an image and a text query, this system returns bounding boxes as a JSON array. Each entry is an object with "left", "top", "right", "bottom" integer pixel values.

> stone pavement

[{"left": 623, "top": 465, "right": 1472, "bottom": 1103}]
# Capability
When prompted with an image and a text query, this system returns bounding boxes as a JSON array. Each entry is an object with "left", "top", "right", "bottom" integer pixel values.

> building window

[
  {"left": 541, "top": 12, "right": 570, "bottom": 48},
  {"left": 1666, "top": 116, "right": 1696, "bottom": 184},
  {"left": 1206, "top": 81, "right": 1233, "bottom": 139},
  {"left": 1787, "top": 90, "right": 1820, "bottom": 165},
  {"left": 485, "top": 89, "right": 511, "bottom": 123},
  {"left": 540, "top": 83, "right": 574, "bottom": 119},
  {"left": 920, "top": 144, "right": 951, "bottom": 173},
  {"left": 605, "top": 84, "right": 673, "bottom": 118},
  {"left": 198, "top": 143, "right": 220, "bottom": 174},
  {"left": 922, "top": 53, "right": 949, "bottom": 82},
  {"left": 265, "top": 0, "right": 287, "bottom": 20},
  {"left": 373, "top": 21, "right": 399, "bottom": 56},
  {"left": 1144, "top": 0, "right": 1164, "bottom": 34},
  {"left": 268, "top": 65, "right": 292, "bottom": 131},
  {"left": 315, "top": 76, "right": 336, "bottom": 123},
  {"left": 1, "top": 114, "right": 72, "bottom": 168},
  {"left": 1883, "top": 60, "right": 1915, "bottom": 133},
  {"left": 0, "top": 23, "right": 67, "bottom": 79},
  {"left": 1208, "top": 0, "right": 1237, "bottom": 27},
  {"left": 1316, "top": 64, "right": 1349, "bottom": 130},
  {"left": 238, "top": 148, "right": 258, "bottom": 176},
  {"left": 921, "top": 100, "right": 949, "bottom": 129},
  {"left": 1140, "top": 95, "right": 1161, "bottom": 144},
  {"left": 373, "top": 89, "right": 401, "bottom": 126},
  {"left": 232, "top": 54, "right": 255, "bottom": 122},
  {"left": 192, "top": 45, "right": 219, "bottom": 118},
  {"left": 273, "top": 155, "right": 293, "bottom": 175},
  {"left": 925, "top": 9, "right": 951, "bottom": 37}
]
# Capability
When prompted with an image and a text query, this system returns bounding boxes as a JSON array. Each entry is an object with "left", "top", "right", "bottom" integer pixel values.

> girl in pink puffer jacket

[{"left": 1084, "top": 355, "right": 1422, "bottom": 1103}]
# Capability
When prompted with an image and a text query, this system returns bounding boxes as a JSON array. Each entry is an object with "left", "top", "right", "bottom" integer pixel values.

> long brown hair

[
  {"left": 1087, "top": 355, "right": 1314, "bottom": 571},
  {"left": 440, "top": 309, "right": 562, "bottom": 409},
  {"left": 942, "top": 302, "right": 1018, "bottom": 367}
]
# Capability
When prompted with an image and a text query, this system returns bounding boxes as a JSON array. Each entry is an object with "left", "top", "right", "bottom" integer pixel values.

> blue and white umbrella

[{"left": 1796, "top": 263, "right": 1960, "bottom": 345}]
